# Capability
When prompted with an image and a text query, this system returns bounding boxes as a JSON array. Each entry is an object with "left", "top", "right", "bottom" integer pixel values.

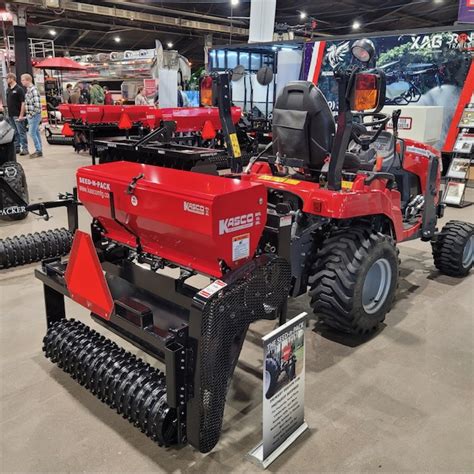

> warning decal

[
  {"left": 197, "top": 279, "right": 228, "bottom": 299},
  {"left": 229, "top": 133, "right": 242, "bottom": 158},
  {"left": 258, "top": 175, "right": 301, "bottom": 185},
  {"left": 232, "top": 233, "right": 250, "bottom": 261}
]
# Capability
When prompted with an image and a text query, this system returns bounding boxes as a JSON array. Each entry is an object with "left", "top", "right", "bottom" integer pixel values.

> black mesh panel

[{"left": 195, "top": 256, "right": 291, "bottom": 453}]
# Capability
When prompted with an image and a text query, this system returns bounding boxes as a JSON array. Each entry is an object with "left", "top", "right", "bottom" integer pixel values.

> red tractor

[
  {"left": 35, "top": 39, "right": 472, "bottom": 453},
  {"left": 236, "top": 38, "right": 473, "bottom": 334}
]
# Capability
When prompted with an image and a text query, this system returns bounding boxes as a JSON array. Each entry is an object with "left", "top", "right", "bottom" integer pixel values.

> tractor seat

[
  {"left": 272, "top": 81, "right": 335, "bottom": 171},
  {"left": 272, "top": 81, "right": 376, "bottom": 175}
]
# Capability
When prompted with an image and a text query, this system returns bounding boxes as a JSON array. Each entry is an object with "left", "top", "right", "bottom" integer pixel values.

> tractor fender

[{"left": 246, "top": 170, "right": 405, "bottom": 242}]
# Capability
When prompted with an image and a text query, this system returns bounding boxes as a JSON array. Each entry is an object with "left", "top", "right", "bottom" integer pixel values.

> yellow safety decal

[
  {"left": 258, "top": 175, "right": 301, "bottom": 185},
  {"left": 341, "top": 180, "right": 353, "bottom": 191},
  {"left": 229, "top": 133, "right": 241, "bottom": 158}
]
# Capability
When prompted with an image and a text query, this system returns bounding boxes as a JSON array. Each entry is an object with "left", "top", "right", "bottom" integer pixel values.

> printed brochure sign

[{"left": 247, "top": 312, "right": 308, "bottom": 469}]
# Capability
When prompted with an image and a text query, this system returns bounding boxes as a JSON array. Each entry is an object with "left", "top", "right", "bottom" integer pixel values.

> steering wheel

[{"left": 351, "top": 112, "right": 391, "bottom": 149}]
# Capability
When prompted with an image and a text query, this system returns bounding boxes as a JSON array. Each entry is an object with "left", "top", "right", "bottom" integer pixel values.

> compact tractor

[{"left": 34, "top": 39, "right": 472, "bottom": 453}]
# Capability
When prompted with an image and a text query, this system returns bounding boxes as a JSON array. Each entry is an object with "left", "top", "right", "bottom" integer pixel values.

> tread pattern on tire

[
  {"left": 432, "top": 220, "right": 474, "bottom": 277},
  {"left": 0, "top": 228, "right": 73, "bottom": 269},
  {"left": 308, "top": 228, "right": 399, "bottom": 334},
  {"left": 0, "top": 161, "right": 29, "bottom": 221}
]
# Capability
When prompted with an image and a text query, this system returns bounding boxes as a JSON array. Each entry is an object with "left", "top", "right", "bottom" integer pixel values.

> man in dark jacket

[{"left": 5, "top": 73, "right": 28, "bottom": 155}]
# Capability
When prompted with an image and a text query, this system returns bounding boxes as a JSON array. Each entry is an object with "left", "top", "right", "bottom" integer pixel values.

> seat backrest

[{"left": 272, "top": 81, "right": 335, "bottom": 169}]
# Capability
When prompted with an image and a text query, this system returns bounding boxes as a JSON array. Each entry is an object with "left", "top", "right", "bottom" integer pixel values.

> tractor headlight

[{"left": 351, "top": 39, "right": 375, "bottom": 64}]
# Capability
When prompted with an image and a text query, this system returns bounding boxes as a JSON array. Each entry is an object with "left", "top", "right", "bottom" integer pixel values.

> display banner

[
  {"left": 144, "top": 78, "right": 158, "bottom": 103},
  {"left": 247, "top": 312, "right": 308, "bottom": 469},
  {"left": 459, "top": 0, "right": 474, "bottom": 24},
  {"left": 248, "top": 0, "right": 277, "bottom": 43},
  {"left": 304, "top": 30, "right": 473, "bottom": 150}
]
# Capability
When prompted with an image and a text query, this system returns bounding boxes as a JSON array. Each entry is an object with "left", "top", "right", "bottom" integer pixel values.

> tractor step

[
  {"left": 43, "top": 319, "right": 178, "bottom": 446},
  {"left": 0, "top": 228, "right": 73, "bottom": 269}
]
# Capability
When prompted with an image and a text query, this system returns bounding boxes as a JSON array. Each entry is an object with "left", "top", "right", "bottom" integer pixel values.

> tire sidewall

[
  {"left": 433, "top": 221, "right": 474, "bottom": 277},
  {"left": 457, "top": 229, "right": 473, "bottom": 274},
  {"left": 352, "top": 238, "right": 399, "bottom": 331}
]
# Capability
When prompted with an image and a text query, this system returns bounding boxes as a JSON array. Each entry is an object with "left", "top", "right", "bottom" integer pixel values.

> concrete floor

[{"left": 1, "top": 141, "right": 473, "bottom": 473}]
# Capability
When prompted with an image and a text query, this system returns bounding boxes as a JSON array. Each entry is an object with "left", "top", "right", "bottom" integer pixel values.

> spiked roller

[
  {"left": 0, "top": 228, "right": 73, "bottom": 269},
  {"left": 43, "top": 319, "right": 178, "bottom": 446}
]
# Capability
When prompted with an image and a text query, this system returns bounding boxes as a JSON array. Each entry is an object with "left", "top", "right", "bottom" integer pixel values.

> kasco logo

[
  {"left": 183, "top": 201, "right": 209, "bottom": 216},
  {"left": 219, "top": 212, "right": 261, "bottom": 235}
]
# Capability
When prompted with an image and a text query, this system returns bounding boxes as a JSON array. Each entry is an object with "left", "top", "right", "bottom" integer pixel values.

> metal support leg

[
  {"left": 66, "top": 188, "right": 79, "bottom": 232},
  {"left": 44, "top": 285, "right": 66, "bottom": 327}
]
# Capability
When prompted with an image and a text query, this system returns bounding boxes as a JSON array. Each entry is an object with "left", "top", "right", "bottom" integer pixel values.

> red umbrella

[
  {"left": 35, "top": 57, "right": 87, "bottom": 127},
  {"left": 35, "top": 57, "right": 86, "bottom": 71}
]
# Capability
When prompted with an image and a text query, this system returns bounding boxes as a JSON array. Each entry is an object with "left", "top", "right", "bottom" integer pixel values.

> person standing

[
  {"left": 80, "top": 83, "right": 90, "bottom": 104},
  {"left": 90, "top": 80, "right": 105, "bottom": 105},
  {"left": 64, "top": 83, "right": 73, "bottom": 103},
  {"left": 5, "top": 73, "right": 28, "bottom": 155},
  {"left": 103, "top": 86, "right": 113, "bottom": 105},
  {"left": 21, "top": 73, "right": 43, "bottom": 158},
  {"left": 135, "top": 86, "right": 150, "bottom": 105},
  {"left": 69, "top": 85, "right": 81, "bottom": 104}
]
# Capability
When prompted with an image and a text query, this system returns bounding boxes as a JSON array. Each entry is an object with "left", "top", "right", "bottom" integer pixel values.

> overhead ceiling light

[
  {"left": 231, "top": 0, "right": 239, "bottom": 5},
  {"left": 300, "top": 12, "right": 307, "bottom": 20},
  {"left": 352, "top": 20, "right": 361, "bottom": 30},
  {"left": 114, "top": 36, "right": 121, "bottom": 43},
  {"left": 167, "top": 42, "right": 173, "bottom": 48},
  {"left": 49, "top": 29, "right": 57, "bottom": 36}
]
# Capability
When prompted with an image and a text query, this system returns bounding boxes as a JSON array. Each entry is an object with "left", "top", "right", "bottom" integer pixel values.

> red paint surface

[
  {"left": 245, "top": 140, "right": 440, "bottom": 243},
  {"left": 77, "top": 162, "right": 267, "bottom": 277},
  {"left": 58, "top": 104, "right": 242, "bottom": 132}
]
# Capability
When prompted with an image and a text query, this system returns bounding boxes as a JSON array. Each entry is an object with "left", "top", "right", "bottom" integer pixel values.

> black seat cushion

[{"left": 272, "top": 81, "right": 335, "bottom": 170}]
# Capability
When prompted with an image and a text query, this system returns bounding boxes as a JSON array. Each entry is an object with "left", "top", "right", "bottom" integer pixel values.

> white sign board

[
  {"left": 158, "top": 68, "right": 178, "bottom": 108},
  {"left": 248, "top": 312, "right": 308, "bottom": 469},
  {"left": 382, "top": 105, "right": 443, "bottom": 148}
]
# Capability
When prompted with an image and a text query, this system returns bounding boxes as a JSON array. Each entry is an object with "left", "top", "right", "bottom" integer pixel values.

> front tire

[
  {"left": 308, "top": 228, "right": 399, "bottom": 335},
  {"left": 432, "top": 221, "right": 474, "bottom": 277}
]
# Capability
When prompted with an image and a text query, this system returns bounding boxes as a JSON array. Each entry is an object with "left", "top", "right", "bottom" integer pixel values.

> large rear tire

[
  {"left": 432, "top": 221, "right": 474, "bottom": 277},
  {"left": 308, "top": 228, "right": 399, "bottom": 335}
]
